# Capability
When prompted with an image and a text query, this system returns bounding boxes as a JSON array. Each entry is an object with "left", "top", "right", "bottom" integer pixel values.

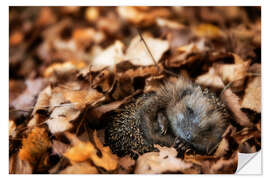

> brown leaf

[
  {"left": 156, "top": 17, "right": 186, "bottom": 30},
  {"left": 135, "top": 145, "right": 198, "bottom": 174},
  {"left": 118, "top": 155, "right": 135, "bottom": 174},
  {"left": 184, "top": 151, "right": 238, "bottom": 174},
  {"left": 117, "top": 7, "right": 170, "bottom": 26},
  {"left": 215, "top": 58, "right": 250, "bottom": 85},
  {"left": 60, "top": 162, "right": 98, "bottom": 174},
  {"left": 241, "top": 77, "right": 261, "bottom": 113},
  {"left": 11, "top": 78, "right": 46, "bottom": 111},
  {"left": 61, "top": 88, "right": 104, "bottom": 109},
  {"left": 64, "top": 131, "right": 118, "bottom": 171},
  {"left": 52, "top": 140, "right": 69, "bottom": 156},
  {"left": 193, "top": 24, "right": 225, "bottom": 39},
  {"left": 85, "top": 7, "right": 100, "bottom": 22},
  {"left": 91, "top": 69, "right": 114, "bottom": 93},
  {"left": 9, "top": 80, "right": 26, "bottom": 103},
  {"left": 46, "top": 105, "right": 81, "bottom": 134},
  {"left": 18, "top": 127, "right": 51, "bottom": 166},
  {"left": 37, "top": 7, "right": 57, "bottom": 26},
  {"left": 91, "top": 41, "right": 125, "bottom": 71},
  {"left": 125, "top": 33, "right": 169, "bottom": 66},
  {"left": 144, "top": 75, "right": 165, "bottom": 92},
  {"left": 195, "top": 67, "right": 225, "bottom": 89},
  {"left": 32, "top": 85, "right": 51, "bottom": 115},
  {"left": 10, "top": 31, "right": 23, "bottom": 46},
  {"left": 44, "top": 61, "right": 86, "bottom": 78},
  {"left": 222, "top": 89, "right": 252, "bottom": 127},
  {"left": 9, "top": 120, "right": 16, "bottom": 138},
  {"left": 166, "top": 39, "right": 208, "bottom": 67},
  {"left": 9, "top": 153, "right": 32, "bottom": 174}
]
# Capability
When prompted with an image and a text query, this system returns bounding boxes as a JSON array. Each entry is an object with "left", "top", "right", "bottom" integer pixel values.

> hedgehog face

[{"left": 166, "top": 88, "right": 227, "bottom": 154}]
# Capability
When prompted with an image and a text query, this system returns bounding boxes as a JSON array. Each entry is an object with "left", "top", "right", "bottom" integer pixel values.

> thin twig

[
  {"left": 137, "top": 29, "right": 179, "bottom": 78},
  {"left": 137, "top": 29, "right": 160, "bottom": 73}
]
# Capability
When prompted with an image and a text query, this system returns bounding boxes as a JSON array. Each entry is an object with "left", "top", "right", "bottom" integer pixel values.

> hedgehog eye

[
  {"left": 204, "top": 125, "right": 214, "bottom": 133},
  {"left": 186, "top": 106, "right": 194, "bottom": 115}
]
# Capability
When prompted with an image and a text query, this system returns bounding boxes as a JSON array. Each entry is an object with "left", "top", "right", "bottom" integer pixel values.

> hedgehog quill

[{"left": 105, "top": 77, "right": 231, "bottom": 158}]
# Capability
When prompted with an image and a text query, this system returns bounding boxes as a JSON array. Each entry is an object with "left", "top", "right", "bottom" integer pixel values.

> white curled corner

[{"left": 236, "top": 151, "right": 262, "bottom": 174}]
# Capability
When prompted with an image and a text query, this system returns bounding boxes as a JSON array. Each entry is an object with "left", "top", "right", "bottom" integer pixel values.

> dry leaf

[
  {"left": 9, "top": 153, "right": 32, "bottom": 174},
  {"left": 93, "top": 131, "right": 118, "bottom": 171},
  {"left": 156, "top": 17, "right": 186, "bottom": 29},
  {"left": 135, "top": 145, "right": 197, "bottom": 174},
  {"left": 222, "top": 89, "right": 252, "bottom": 127},
  {"left": 193, "top": 24, "right": 225, "bottom": 38},
  {"left": 64, "top": 131, "right": 118, "bottom": 171},
  {"left": 118, "top": 155, "right": 135, "bottom": 174},
  {"left": 92, "top": 40, "right": 125, "bottom": 71},
  {"left": 52, "top": 140, "right": 69, "bottom": 156},
  {"left": 9, "top": 120, "right": 16, "bottom": 138},
  {"left": 44, "top": 61, "right": 86, "bottom": 78},
  {"left": 10, "top": 31, "right": 23, "bottom": 46},
  {"left": 195, "top": 67, "right": 225, "bottom": 89},
  {"left": 32, "top": 85, "right": 51, "bottom": 115},
  {"left": 46, "top": 106, "right": 81, "bottom": 134},
  {"left": 241, "top": 77, "right": 261, "bottom": 113},
  {"left": 125, "top": 34, "right": 169, "bottom": 66},
  {"left": 215, "top": 60, "right": 250, "bottom": 83},
  {"left": 11, "top": 78, "right": 46, "bottom": 111},
  {"left": 37, "top": 7, "right": 56, "bottom": 26},
  {"left": 167, "top": 39, "right": 207, "bottom": 67},
  {"left": 117, "top": 7, "right": 170, "bottom": 26},
  {"left": 61, "top": 88, "right": 104, "bottom": 109},
  {"left": 18, "top": 127, "right": 51, "bottom": 166},
  {"left": 85, "top": 7, "right": 100, "bottom": 22},
  {"left": 60, "top": 162, "right": 98, "bottom": 174}
]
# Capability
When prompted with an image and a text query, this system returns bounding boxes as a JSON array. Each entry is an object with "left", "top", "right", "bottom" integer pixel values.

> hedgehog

[{"left": 105, "top": 77, "right": 230, "bottom": 158}]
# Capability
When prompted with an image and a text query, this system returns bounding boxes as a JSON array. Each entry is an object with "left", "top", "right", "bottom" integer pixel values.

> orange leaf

[
  {"left": 18, "top": 127, "right": 51, "bottom": 166},
  {"left": 64, "top": 132, "right": 118, "bottom": 171}
]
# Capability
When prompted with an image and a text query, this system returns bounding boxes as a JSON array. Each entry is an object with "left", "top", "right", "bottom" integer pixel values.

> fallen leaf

[
  {"left": 64, "top": 131, "right": 118, "bottom": 171},
  {"left": 118, "top": 155, "right": 135, "bottom": 174},
  {"left": 52, "top": 140, "right": 69, "bottom": 156},
  {"left": 32, "top": 85, "right": 52, "bottom": 115},
  {"left": 61, "top": 88, "right": 104, "bottom": 109},
  {"left": 37, "top": 7, "right": 56, "bottom": 26},
  {"left": 193, "top": 24, "right": 225, "bottom": 39},
  {"left": 9, "top": 153, "right": 32, "bottom": 174},
  {"left": 215, "top": 60, "right": 250, "bottom": 85},
  {"left": 44, "top": 61, "right": 86, "bottom": 78},
  {"left": 85, "top": 7, "right": 100, "bottom": 22},
  {"left": 60, "top": 162, "right": 98, "bottom": 174},
  {"left": 135, "top": 145, "right": 198, "bottom": 174},
  {"left": 222, "top": 89, "right": 252, "bottom": 127},
  {"left": 9, "top": 120, "right": 16, "bottom": 138},
  {"left": 46, "top": 106, "right": 81, "bottom": 134},
  {"left": 11, "top": 78, "right": 46, "bottom": 111},
  {"left": 9, "top": 31, "right": 23, "bottom": 46},
  {"left": 18, "top": 127, "right": 51, "bottom": 166},
  {"left": 166, "top": 39, "right": 208, "bottom": 67},
  {"left": 241, "top": 77, "right": 261, "bottom": 113},
  {"left": 117, "top": 7, "right": 170, "bottom": 26},
  {"left": 125, "top": 33, "right": 169, "bottom": 66},
  {"left": 93, "top": 131, "right": 118, "bottom": 171},
  {"left": 91, "top": 40, "right": 125, "bottom": 71},
  {"left": 195, "top": 67, "right": 225, "bottom": 89}
]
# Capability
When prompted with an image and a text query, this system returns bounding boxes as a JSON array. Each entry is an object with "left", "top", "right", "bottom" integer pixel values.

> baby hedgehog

[{"left": 105, "top": 78, "right": 230, "bottom": 158}]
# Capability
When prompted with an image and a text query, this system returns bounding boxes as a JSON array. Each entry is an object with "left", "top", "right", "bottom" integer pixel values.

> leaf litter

[{"left": 9, "top": 7, "right": 261, "bottom": 174}]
